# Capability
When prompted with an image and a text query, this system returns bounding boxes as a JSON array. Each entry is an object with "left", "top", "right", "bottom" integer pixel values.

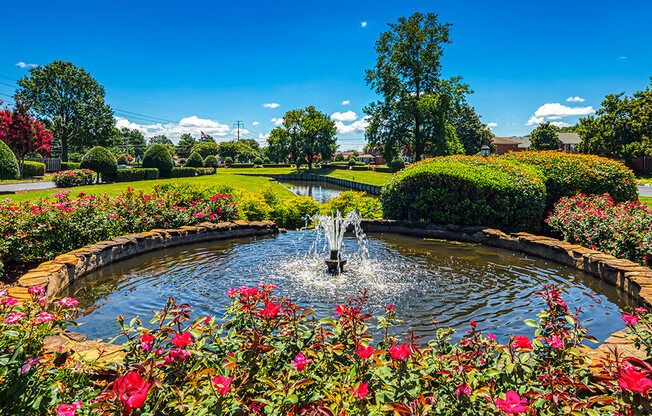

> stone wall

[{"left": 8, "top": 220, "right": 278, "bottom": 302}]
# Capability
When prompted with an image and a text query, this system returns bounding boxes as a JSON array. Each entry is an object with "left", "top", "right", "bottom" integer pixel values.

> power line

[{"left": 233, "top": 120, "right": 244, "bottom": 141}]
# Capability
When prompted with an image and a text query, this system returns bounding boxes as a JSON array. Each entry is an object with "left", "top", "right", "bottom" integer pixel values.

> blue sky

[{"left": 1, "top": 0, "right": 651, "bottom": 150}]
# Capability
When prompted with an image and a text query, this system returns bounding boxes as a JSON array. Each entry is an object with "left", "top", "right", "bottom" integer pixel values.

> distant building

[
  {"left": 556, "top": 132, "right": 581, "bottom": 153},
  {"left": 491, "top": 133, "right": 581, "bottom": 154},
  {"left": 492, "top": 137, "right": 523, "bottom": 155}
]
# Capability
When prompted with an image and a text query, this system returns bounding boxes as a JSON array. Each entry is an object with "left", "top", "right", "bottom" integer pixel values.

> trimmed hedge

[
  {"left": 381, "top": 156, "right": 546, "bottom": 232},
  {"left": 230, "top": 163, "right": 254, "bottom": 168},
  {"left": 501, "top": 151, "right": 638, "bottom": 207},
  {"left": 53, "top": 169, "right": 95, "bottom": 187},
  {"left": 143, "top": 144, "right": 174, "bottom": 173},
  {"left": 60, "top": 162, "right": 81, "bottom": 171},
  {"left": 80, "top": 146, "right": 118, "bottom": 178},
  {"left": 0, "top": 140, "right": 19, "bottom": 180},
  {"left": 203, "top": 155, "right": 219, "bottom": 168},
  {"left": 185, "top": 151, "right": 204, "bottom": 168},
  {"left": 103, "top": 168, "right": 159, "bottom": 183},
  {"left": 116, "top": 155, "right": 129, "bottom": 165},
  {"left": 21, "top": 161, "right": 46, "bottom": 177},
  {"left": 195, "top": 167, "right": 216, "bottom": 176},
  {"left": 170, "top": 167, "right": 197, "bottom": 178}
]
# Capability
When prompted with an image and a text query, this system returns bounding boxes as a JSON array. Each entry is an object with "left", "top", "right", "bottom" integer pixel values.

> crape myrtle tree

[
  {"left": 577, "top": 80, "right": 652, "bottom": 164},
  {"left": 530, "top": 122, "right": 561, "bottom": 150},
  {"left": 280, "top": 106, "right": 337, "bottom": 171},
  {"left": 364, "top": 12, "right": 469, "bottom": 162},
  {"left": 15, "top": 61, "right": 115, "bottom": 161},
  {"left": 0, "top": 100, "right": 52, "bottom": 176}
]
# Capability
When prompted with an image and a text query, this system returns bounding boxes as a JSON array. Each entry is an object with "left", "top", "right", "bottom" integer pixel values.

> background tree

[
  {"left": 280, "top": 106, "right": 337, "bottom": 171},
  {"left": 175, "top": 133, "right": 196, "bottom": 158},
  {"left": 577, "top": 81, "right": 652, "bottom": 163},
  {"left": 364, "top": 12, "right": 468, "bottom": 162},
  {"left": 148, "top": 135, "right": 173, "bottom": 146},
  {"left": 0, "top": 100, "right": 52, "bottom": 176},
  {"left": 15, "top": 61, "right": 114, "bottom": 161},
  {"left": 266, "top": 127, "right": 291, "bottom": 163},
  {"left": 453, "top": 104, "right": 495, "bottom": 155},
  {"left": 115, "top": 128, "right": 147, "bottom": 158},
  {"left": 192, "top": 141, "right": 220, "bottom": 159},
  {"left": 530, "top": 122, "right": 560, "bottom": 150}
]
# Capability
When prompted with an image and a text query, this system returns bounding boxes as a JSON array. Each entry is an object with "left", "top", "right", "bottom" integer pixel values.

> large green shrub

[
  {"left": 170, "top": 167, "right": 196, "bottom": 178},
  {"left": 501, "top": 151, "right": 638, "bottom": 207},
  {"left": 388, "top": 155, "right": 405, "bottom": 172},
  {"left": 0, "top": 140, "right": 19, "bottom": 180},
  {"left": 116, "top": 155, "right": 129, "bottom": 165},
  {"left": 203, "top": 155, "right": 219, "bottom": 168},
  {"left": 323, "top": 191, "right": 382, "bottom": 219},
  {"left": 381, "top": 156, "right": 546, "bottom": 232},
  {"left": 254, "top": 156, "right": 263, "bottom": 166},
  {"left": 143, "top": 144, "right": 174, "bottom": 174},
  {"left": 60, "top": 162, "right": 81, "bottom": 171},
  {"left": 102, "top": 168, "right": 159, "bottom": 183},
  {"left": 224, "top": 157, "right": 233, "bottom": 166},
  {"left": 21, "top": 161, "right": 46, "bottom": 177},
  {"left": 185, "top": 151, "right": 204, "bottom": 168},
  {"left": 80, "top": 146, "right": 117, "bottom": 181},
  {"left": 270, "top": 196, "right": 321, "bottom": 229}
]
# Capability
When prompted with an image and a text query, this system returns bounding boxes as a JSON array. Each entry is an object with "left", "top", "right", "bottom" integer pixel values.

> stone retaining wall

[
  {"left": 8, "top": 220, "right": 278, "bottom": 302},
  {"left": 360, "top": 219, "right": 652, "bottom": 309}
]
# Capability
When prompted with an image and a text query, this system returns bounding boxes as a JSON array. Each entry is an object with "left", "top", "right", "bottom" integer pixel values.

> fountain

[{"left": 311, "top": 211, "right": 363, "bottom": 274}]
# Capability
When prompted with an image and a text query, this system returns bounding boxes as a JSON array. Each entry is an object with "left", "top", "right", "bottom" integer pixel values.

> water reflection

[{"left": 280, "top": 181, "right": 351, "bottom": 202}]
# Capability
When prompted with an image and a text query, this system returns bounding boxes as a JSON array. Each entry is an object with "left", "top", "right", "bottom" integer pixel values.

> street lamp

[{"left": 480, "top": 145, "right": 491, "bottom": 157}]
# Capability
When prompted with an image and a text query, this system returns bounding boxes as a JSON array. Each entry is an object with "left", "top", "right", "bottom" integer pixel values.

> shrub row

[
  {"left": 52, "top": 169, "right": 95, "bottom": 188},
  {"left": 21, "top": 161, "right": 46, "bottom": 177},
  {"left": 382, "top": 156, "right": 547, "bottom": 232},
  {"left": 195, "top": 167, "right": 216, "bottom": 176},
  {"left": 60, "top": 162, "right": 81, "bottom": 171},
  {"left": 103, "top": 168, "right": 159, "bottom": 183}
]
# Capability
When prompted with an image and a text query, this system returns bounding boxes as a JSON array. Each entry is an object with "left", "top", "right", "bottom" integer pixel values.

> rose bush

[
  {"left": 546, "top": 193, "right": 652, "bottom": 264},
  {"left": 1, "top": 284, "right": 651, "bottom": 415},
  {"left": 52, "top": 169, "right": 95, "bottom": 188},
  {"left": 0, "top": 188, "right": 238, "bottom": 279}
]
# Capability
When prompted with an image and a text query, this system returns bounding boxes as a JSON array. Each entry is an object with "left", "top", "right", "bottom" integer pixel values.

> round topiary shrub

[
  {"left": 335, "top": 153, "right": 345, "bottom": 162},
  {"left": 203, "top": 155, "right": 219, "bottom": 168},
  {"left": 0, "top": 140, "right": 19, "bottom": 180},
  {"left": 185, "top": 151, "right": 204, "bottom": 168},
  {"left": 80, "top": 146, "right": 117, "bottom": 182},
  {"left": 388, "top": 155, "right": 405, "bottom": 173},
  {"left": 116, "top": 155, "right": 129, "bottom": 165},
  {"left": 381, "top": 156, "right": 546, "bottom": 232},
  {"left": 143, "top": 144, "right": 174, "bottom": 174},
  {"left": 224, "top": 157, "right": 233, "bottom": 166},
  {"left": 348, "top": 158, "right": 357, "bottom": 166},
  {"left": 254, "top": 157, "right": 263, "bottom": 166},
  {"left": 500, "top": 151, "right": 638, "bottom": 207}
]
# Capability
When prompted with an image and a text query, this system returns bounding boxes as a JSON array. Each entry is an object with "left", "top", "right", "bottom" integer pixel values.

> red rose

[
  {"left": 619, "top": 365, "right": 652, "bottom": 394},
  {"left": 112, "top": 371, "right": 151, "bottom": 415},
  {"left": 172, "top": 332, "right": 193, "bottom": 347}
]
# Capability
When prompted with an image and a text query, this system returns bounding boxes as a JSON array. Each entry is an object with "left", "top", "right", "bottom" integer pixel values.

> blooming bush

[
  {"left": 0, "top": 188, "right": 238, "bottom": 278},
  {"left": 52, "top": 169, "right": 95, "bottom": 188},
  {"left": 501, "top": 151, "right": 638, "bottom": 208},
  {"left": 323, "top": 190, "right": 382, "bottom": 219},
  {"left": 1, "top": 284, "right": 651, "bottom": 415},
  {"left": 381, "top": 155, "right": 547, "bottom": 232},
  {"left": 546, "top": 193, "right": 652, "bottom": 264}
]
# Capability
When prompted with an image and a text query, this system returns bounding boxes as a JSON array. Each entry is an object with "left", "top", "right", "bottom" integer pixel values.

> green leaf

[{"left": 523, "top": 319, "right": 539, "bottom": 328}]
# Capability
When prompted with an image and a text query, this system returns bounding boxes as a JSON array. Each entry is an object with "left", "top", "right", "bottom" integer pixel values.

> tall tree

[
  {"left": 364, "top": 12, "right": 466, "bottom": 162},
  {"left": 530, "top": 122, "right": 560, "bottom": 150},
  {"left": 577, "top": 81, "right": 652, "bottom": 163},
  {"left": 148, "top": 135, "right": 173, "bottom": 146},
  {"left": 281, "top": 106, "right": 337, "bottom": 171},
  {"left": 266, "top": 127, "right": 292, "bottom": 163},
  {"left": 176, "top": 133, "right": 197, "bottom": 158},
  {"left": 452, "top": 104, "right": 495, "bottom": 155},
  {"left": 116, "top": 128, "right": 147, "bottom": 158},
  {"left": 15, "top": 61, "right": 115, "bottom": 161}
]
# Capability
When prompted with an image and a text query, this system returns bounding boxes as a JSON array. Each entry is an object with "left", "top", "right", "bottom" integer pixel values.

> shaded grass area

[{"left": 0, "top": 176, "right": 48, "bottom": 184}]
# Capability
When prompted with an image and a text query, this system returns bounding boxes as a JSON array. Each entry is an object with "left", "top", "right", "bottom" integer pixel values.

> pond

[
  {"left": 63, "top": 231, "right": 632, "bottom": 343},
  {"left": 280, "top": 180, "right": 354, "bottom": 202}
]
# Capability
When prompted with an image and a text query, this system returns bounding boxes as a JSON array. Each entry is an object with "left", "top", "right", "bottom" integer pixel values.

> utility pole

[{"left": 233, "top": 120, "right": 244, "bottom": 141}]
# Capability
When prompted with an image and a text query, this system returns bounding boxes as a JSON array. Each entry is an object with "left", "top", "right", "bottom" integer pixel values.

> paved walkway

[
  {"left": 0, "top": 181, "right": 56, "bottom": 193},
  {"left": 638, "top": 185, "right": 652, "bottom": 197}
]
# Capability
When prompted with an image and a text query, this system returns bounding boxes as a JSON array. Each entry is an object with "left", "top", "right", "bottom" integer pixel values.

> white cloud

[
  {"left": 252, "top": 121, "right": 260, "bottom": 126},
  {"left": 263, "top": 103, "right": 280, "bottom": 108},
  {"left": 114, "top": 115, "right": 231, "bottom": 142},
  {"left": 533, "top": 103, "right": 594, "bottom": 118},
  {"left": 258, "top": 133, "right": 270, "bottom": 142},
  {"left": 341, "top": 100, "right": 351, "bottom": 105},
  {"left": 550, "top": 121, "right": 571, "bottom": 128},
  {"left": 271, "top": 117, "right": 284, "bottom": 126},
  {"left": 487, "top": 122, "right": 498, "bottom": 129},
  {"left": 361, "top": 21, "right": 367, "bottom": 27},
  {"left": 526, "top": 115, "right": 544, "bottom": 126},
  {"left": 232, "top": 128, "right": 250, "bottom": 136},
  {"left": 16, "top": 62, "right": 37, "bottom": 68},
  {"left": 566, "top": 96, "right": 585, "bottom": 102},
  {"left": 331, "top": 110, "right": 357, "bottom": 122},
  {"left": 335, "top": 117, "right": 370, "bottom": 135}
]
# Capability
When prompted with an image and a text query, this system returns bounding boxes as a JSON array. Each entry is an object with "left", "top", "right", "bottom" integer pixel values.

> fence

[
  {"left": 25, "top": 157, "right": 61, "bottom": 172},
  {"left": 237, "top": 173, "right": 382, "bottom": 195}
]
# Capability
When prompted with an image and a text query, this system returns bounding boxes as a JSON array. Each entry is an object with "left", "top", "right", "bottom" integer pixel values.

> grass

[
  {"left": 0, "top": 176, "right": 48, "bottom": 184},
  {"left": 640, "top": 196, "right": 652, "bottom": 205},
  {"left": 3, "top": 167, "right": 394, "bottom": 203}
]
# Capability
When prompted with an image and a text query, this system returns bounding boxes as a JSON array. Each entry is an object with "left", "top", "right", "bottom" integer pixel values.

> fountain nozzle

[{"left": 325, "top": 249, "right": 346, "bottom": 274}]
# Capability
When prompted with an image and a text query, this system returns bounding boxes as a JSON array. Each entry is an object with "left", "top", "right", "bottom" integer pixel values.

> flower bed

[
  {"left": 52, "top": 169, "right": 95, "bottom": 187},
  {"left": 1, "top": 284, "right": 651, "bottom": 415},
  {"left": 547, "top": 193, "right": 652, "bottom": 264},
  {"left": 0, "top": 188, "right": 238, "bottom": 280}
]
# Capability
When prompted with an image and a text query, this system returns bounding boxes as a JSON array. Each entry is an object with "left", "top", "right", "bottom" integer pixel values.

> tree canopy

[
  {"left": 114, "top": 128, "right": 147, "bottom": 158},
  {"left": 148, "top": 135, "right": 173, "bottom": 146},
  {"left": 176, "top": 133, "right": 197, "bottom": 158},
  {"left": 530, "top": 122, "right": 561, "bottom": 151},
  {"left": 15, "top": 61, "right": 114, "bottom": 161},
  {"left": 452, "top": 104, "right": 494, "bottom": 155},
  {"left": 364, "top": 12, "right": 468, "bottom": 162},
  {"left": 266, "top": 127, "right": 292, "bottom": 163},
  {"left": 577, "top": 80, "right": 652, "bottom": 162},
  {"left": 278, "top": 106, "right": 337, "bottom": 170}
]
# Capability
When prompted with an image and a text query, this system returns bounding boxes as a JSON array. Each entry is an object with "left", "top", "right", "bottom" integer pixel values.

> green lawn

[
  {"left": 640, "top": 196, "right": 652, "bottom": 205},
  {"left": 4, "top": 167, "right": 394, "bottom": 203},
  {"left": 0, "top": 176, "right": 48, "bottom": 184}
]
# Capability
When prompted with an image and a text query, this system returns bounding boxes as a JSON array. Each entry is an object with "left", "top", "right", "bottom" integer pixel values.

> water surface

[{"left": 64, "top": 232, "right": 632, "bottom": 343}]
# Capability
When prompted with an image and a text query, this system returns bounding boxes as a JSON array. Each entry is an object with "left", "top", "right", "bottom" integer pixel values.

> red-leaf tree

[{"left": 0, "top": 100, "right": 52, "bottom": 177}]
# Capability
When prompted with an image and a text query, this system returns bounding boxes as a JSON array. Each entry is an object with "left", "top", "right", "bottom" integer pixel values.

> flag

[{"left": 200, "top": 131, "right": 209, "bottom": 141}]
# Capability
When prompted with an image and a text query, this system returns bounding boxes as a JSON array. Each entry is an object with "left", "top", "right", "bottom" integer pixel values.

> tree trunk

[
  {"left": 414, "top": 118, "right": 422, "bottom": 162},
  {"left": 61, "top": 133, "right": 69, "bottom": 162}
]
